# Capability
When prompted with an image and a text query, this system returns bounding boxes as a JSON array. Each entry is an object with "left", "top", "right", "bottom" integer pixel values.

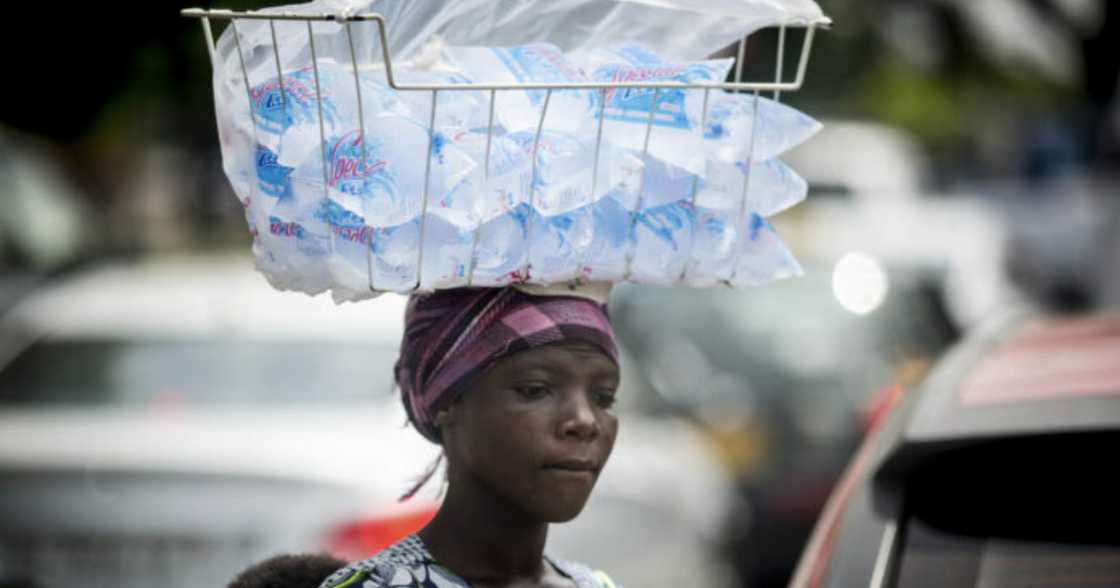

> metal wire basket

[{"left": 181, "top": 6, "right": 831, "bottom": 294}]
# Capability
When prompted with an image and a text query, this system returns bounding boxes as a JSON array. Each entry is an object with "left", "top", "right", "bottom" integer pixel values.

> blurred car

[
  {"left": 790, "top": 307, "right": 1120, "bottom": 588},
  {"left": 782, "top": 119, "right": 1021, "bottom": 328},
  {"left": 608, "top": 263, "right": 957, "bottom": 588},
  {"left": 0, "top": 129, "right": 100, "bottom": 313},
  {"left": 0, "top": 254, "right": 738, "bottom": 588}
]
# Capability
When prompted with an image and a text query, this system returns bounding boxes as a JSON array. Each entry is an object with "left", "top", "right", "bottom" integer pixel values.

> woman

[{"left": 320, "top": 286, "right": 622, "bottom": 588}]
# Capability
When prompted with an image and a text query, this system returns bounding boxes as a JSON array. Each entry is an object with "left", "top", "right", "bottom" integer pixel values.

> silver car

[{"left": 0, "top": 255, "right": 737, "bottom": 588}]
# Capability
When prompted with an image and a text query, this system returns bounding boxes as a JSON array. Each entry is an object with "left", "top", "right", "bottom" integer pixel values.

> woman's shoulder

[
  {"left": 318, "top": 535, "right": 620, "bottom": 588},
  {"left": 318, "top": 535, "right": 465, "bottom": 588},
  {"left": 548, "top": 557, "right": 621, "bottom": 588}
]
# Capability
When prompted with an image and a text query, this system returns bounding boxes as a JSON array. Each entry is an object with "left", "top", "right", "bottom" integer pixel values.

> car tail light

[{"left": 325, "top": 503, "right": 439, "bottom": 560}]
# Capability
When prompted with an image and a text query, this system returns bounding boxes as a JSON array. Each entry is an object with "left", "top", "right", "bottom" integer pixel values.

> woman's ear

[{"left": 434, "top": 405, "right": 456, "bottom": 429}]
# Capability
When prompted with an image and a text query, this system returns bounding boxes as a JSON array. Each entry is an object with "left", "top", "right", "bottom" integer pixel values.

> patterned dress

[{"left": 318, "top": 534, "right": 618, "bottom": 588}]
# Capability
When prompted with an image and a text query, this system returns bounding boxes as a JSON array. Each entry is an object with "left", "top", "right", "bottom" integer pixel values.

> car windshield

[{"left": 0, "top": 339, "right": 399, "bottom": 405}]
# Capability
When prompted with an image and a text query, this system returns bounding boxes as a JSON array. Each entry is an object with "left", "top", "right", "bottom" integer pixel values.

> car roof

[
  {"left": 1, "top": 254, "right": 408, "bottom": 343},
  {"left": 872, "top": 308, "right": 1120, "bottom": 485},
  {"left": 905, "top": 310, "right": 1120, "bottom": 442}
]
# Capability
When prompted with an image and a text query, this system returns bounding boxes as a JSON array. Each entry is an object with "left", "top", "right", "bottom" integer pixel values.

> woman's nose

[{"left": 558, "top": 390, "right": 600, "bottom": 440}]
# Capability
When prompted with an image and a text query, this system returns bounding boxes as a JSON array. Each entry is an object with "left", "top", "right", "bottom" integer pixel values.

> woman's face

[{"left": 440, "top": 342, "right": 620, "bottom": 523}]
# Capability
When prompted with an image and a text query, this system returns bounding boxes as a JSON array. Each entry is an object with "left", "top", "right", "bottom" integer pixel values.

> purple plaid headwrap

[{"left": 394, "top": 287, "right": 618, "bottom": 443}]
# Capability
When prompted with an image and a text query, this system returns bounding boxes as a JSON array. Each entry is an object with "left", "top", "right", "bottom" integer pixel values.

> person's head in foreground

[
  {"left": 321, "top": 286, "right": 621, "bottom": 588},
  {"left": 229, "top": 553, "right": 347, "bottom": 588}
]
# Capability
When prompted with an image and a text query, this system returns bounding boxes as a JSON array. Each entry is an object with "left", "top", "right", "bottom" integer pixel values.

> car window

[
  {"left": 892, "top": 433, "right": 1120, "bottom": 588},
  {"left": 0, "top": 339, "right": 399, "bottom": 405},
  {"left": 894, "top": 518, "right": 1120, "bottom": 588}
]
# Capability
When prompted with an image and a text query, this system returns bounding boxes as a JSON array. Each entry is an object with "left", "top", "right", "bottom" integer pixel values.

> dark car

[{"left": 790, "top": 308, "right": 1120, "bottom": 588}]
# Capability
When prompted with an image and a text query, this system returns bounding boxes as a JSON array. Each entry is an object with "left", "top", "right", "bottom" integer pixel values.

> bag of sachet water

[
  {"left": 374, "top": 69, "right": 494, "bottom": 131},
  {"left": 245, "top": 190, "right": 334, "bottom": 296},
  {"left": 525, "top": 205, "right": 597, "bottom": 284},
  {"left": 457, "top": 203, "right": 602, "bottom": 288},
  {"left": 246, "top": 92, "right": 477, "bottom": 299},
  {"left": 729, "top": 214, "right": 803, "bottom": 287},
  {"left": 680, "top": 207, "right": 754, "bottom": 287},
  {"left": 624, "top": 199, "right": 695, "bottom": 284},
  {"left": 696, "top": 158, "right": 808, "bottom": 216},
  {"left": 464, "top": 191, "right": 635, "bottom": 287},
  {"left": 674, "top": 209, "right": 802, "bottom": 287},
  {"left": 507, "top": 129, "right": 644, "bottom": 216},
  {"left": 442, "top": 127, "right": 642, "bottom": 286},
  {"left": 322, "top": 206, "right": 475, "bottom": 296},
  {"left": 625, "top": 155, "right": 702, "bottom": 212},
  {"left": 571, "top": 43, "right": 734, "bottom": 177},
  {"left": 463, "top": 203, "right": 533, "bottom": 287},
  {"left": 623, "top": 199, "right": 801, "bottom": 287},
  {"left": 363, "top": 207, "right": 477, "bottom": 293},
  {"left": 414, "top": 208, "right": 478, "bottom": 291},
  {"left": 464, "top": 205, "right": 597, "bottom": 286},
  {"left": 230, "top": 61, "right": 343, "bottom": 221},
  {"left": 703, "top": 92, "right": 822, "bottom": 163},
  {"left": 441, "top": 127, "right": 643, "bottom": 221},
  {"left": 242, "top": 141, "right": 336, "bottom": 296},
  {"left": 316, "top": 186, "right": 481, "bottom": 297},
  {"left": 243, "top": 60, "right": 479, "bottom": 220},
  {"left": 571, "top": 191, "right": 634, "bottom": 283},
  {"left": 429, "top": 131, "right": 530, "bottom": 226},
  {"left": 307, "top": 198, "right": 376, "bottom": 302},
  {"left": 443, "top": 44, "right": 598, "bottom": 134},
  {"left": 245, "top": 61, "right": 346, "bottom": 140},
  {"left": 274, "top": 114, "right": 477, "bottom": 228},
  {"left": 631, "top": 156, "right": 807, "bottom": 217},
  {"left": 397, "top": 133, "right": 562, "bottom": 289}
]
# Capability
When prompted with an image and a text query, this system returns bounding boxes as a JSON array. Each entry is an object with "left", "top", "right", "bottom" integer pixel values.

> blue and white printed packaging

[
  {"left": 572, "top": 43, "right": 733, "bottom": 176},
  {"left": 246, "top": 62, "right": 344, "bottom": 140},
  {"left": 444, "top": 44, "right": 599, "bottom": 135},
  {"left": 730, "top": 214, "right": 804, "bottom": 287},
  {"left": 282, "top": 116, "right": 476, "bottom": 228},
  {"left": 221, "top": 39, "right": 815, "bottom": 300},
  {"left": 703, "top": 92, "right": 823, "bottom": 163},
  {"left": 366, "top": 208, "right": 477, "bottom": 293},
  {"left": 697, "top": 158, "right": 808, "bottom": 216},
  {"left": 439, "top": 128, "right": 644, "bottom": 222},
  {"left": 378, "top": 69, "right": 493, "bottom": 131}
]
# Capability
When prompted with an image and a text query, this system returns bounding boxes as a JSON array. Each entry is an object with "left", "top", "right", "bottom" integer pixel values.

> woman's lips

[{"left": 542, "top": 459, "right": 599, "bottom": 474}]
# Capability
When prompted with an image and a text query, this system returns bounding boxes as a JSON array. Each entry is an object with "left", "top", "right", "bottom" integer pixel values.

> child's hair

[{"left": 227, "top": 553, "right": 347, "bottom": 588}]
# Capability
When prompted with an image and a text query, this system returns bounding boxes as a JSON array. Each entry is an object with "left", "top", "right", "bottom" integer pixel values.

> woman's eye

[
  {"left": 593, "top": 390, "right": 618, "bottom": 409},
  {"left": 514, "top": 385, "right": 550, "bottom": 400}
]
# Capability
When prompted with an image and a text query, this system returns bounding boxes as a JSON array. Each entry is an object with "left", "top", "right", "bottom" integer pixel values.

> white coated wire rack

[{"left": 181, "top": 6, "right": 832, "bottom": 293}]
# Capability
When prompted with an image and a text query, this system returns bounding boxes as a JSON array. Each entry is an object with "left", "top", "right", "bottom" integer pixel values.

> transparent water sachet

[
  {"left": 375, "top": 69, "right": 494, "bottom": 131},
  {"left": 438, "top": 128, "right": 643, "bottom": 222},
  {"left": 623, "top": 199, "right": 802, "bottom": 287},
  {"left": 277, "top": 115, "right": 477, "bottom": 228},
  {"left": 703, "top": 92, "right": 823, "bottom": 163},
  {"left": 444, "top": 43, "right": 598, "bottom": 135},
  {"left": 696, "top": 157, "right": 808, "bottom": 216},
  {"left": 572, "top": 42, "right": 733, "bottom": 176}
]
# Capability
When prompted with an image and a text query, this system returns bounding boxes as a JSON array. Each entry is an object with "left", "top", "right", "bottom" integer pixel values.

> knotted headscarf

[{"left": 394, "top": 287, "right": 618, "bottom": 444}]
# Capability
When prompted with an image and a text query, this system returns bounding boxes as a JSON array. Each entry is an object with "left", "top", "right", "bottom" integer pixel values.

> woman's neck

[{"left": 418, "top": 475, "right": 550, "bottom": 583}]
